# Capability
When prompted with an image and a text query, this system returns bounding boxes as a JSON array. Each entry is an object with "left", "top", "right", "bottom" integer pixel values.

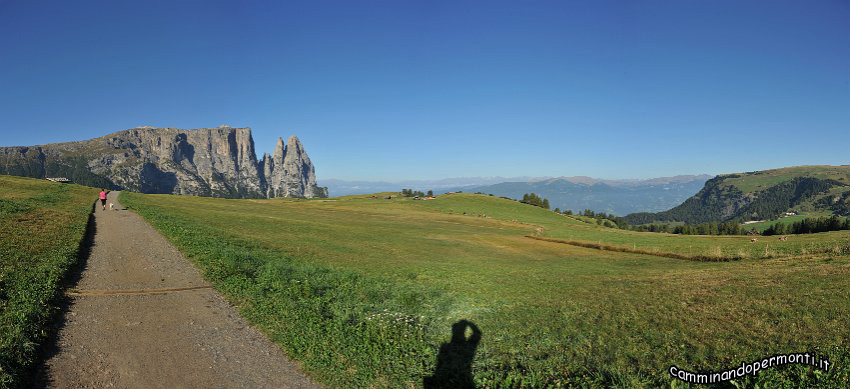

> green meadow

[
  {"left": 0, "top": 176, "right": 97, "bottom": 386},
  {"left": 121, "top": 191, "right": 850, "bottom": 387},
  {"left": 414, "top": 194, "right": 850, "bottom": 260}
]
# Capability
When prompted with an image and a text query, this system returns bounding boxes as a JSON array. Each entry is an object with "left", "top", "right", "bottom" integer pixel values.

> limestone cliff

[
  {"left": 0, "top": 126, "right": 328, "bottom": 198},
  {"left": 268, "top": 136, "right": 325, "bottom": 198}
]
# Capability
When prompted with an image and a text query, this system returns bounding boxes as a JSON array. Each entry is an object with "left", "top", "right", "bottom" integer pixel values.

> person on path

[{"left": 99, "top": 189, "right": 108, "bottom": 210}]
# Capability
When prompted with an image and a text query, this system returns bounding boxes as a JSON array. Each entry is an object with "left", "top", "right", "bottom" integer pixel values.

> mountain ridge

[
  {"left": 442, "top": 175, "right": 711, "bottom": 215},
  {"left": 0, "top": 126, "right": 327, "bottom": 198},
  {"left": 623, "top": 165, "right": 850, "bottom": 224},
  {"left": 319, "top": 176, "right": 551, "bottom": 196},
  {"left": 532, "top": 174, "right": 712, "bottom": 187}
]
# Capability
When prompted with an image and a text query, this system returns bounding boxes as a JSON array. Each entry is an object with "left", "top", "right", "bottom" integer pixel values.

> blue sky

[{"left": 1, "top": 0, "right": 848, "bottom": 181}]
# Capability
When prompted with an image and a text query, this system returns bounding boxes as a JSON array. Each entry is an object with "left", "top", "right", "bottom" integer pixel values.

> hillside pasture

[
  {"left": 415, "top": 194, "right": 850, "bottom": 260},
  {"left": 122, "top": 191, "right": 850, "bottom": 387},
  {"left": 720, "top": 165, "right": 850, "bottom": 193}
]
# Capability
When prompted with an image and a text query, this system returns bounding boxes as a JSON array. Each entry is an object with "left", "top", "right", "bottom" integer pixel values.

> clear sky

[{"left": 1, "top": 0, "right": 848, "bottom": 181}]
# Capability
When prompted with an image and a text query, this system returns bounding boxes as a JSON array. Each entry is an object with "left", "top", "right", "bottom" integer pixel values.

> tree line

[
  {"left": 401, "top": 189, "right": 433, "bottom": 197},
  {"left": 763, "top": 216, "right": 850, "bottom": 236},
  {"left": 521, "top": 193, "right": 549, "bottom": 209},
  {"left": 631, "top": 222, "right": 748, "bottom": 236},
  {"left": 587, "top": 214, "right": 850, "bottom": 237},
  {"left": 549, "top": 206, "right": 765, "bottom": 236}
]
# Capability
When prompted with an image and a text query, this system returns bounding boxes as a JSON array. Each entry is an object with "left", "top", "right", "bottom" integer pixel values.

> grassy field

[
  {"left": 0, "top": 176, "right": 97, "bottom": 387},
  {"left": 122, "top": 191, "right": 850, "bottom": 387}
]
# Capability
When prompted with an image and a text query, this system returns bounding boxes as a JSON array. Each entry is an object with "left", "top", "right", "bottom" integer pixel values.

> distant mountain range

[
  {"left": 450, "top": 175, "right": 712, "bottom": 216},
  {"left": 319, "top": 176, "right": 550, "bottom": 196},
  {"left": 322, "top": 175, "right": 711, "bottom": 216},
  {"left": 623, "top": 166, "right": 850, "bottom": 224}
]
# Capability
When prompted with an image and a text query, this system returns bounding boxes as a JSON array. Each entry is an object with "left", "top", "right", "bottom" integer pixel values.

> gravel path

[{"left": 36, "top": 192, "right": 319, "bottom": 388}]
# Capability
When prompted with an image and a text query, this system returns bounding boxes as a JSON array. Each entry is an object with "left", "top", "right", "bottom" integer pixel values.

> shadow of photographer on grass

[{"left": 424, "top": 319, "right": 482, "bottom": 389}]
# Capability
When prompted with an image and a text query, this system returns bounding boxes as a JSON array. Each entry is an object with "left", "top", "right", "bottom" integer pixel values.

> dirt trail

[{"left": 36, "top": 192, "right": 319, "bottom": 388}]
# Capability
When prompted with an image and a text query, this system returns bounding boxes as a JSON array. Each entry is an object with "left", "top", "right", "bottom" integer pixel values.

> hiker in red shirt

[{"left": 99, "top": 189, "right": 108, "bottom": 211}]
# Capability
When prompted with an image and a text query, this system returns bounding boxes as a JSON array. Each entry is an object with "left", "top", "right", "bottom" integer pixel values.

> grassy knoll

[
  {"left": 123, "top": 191, "right": 850, "bottom": 387},
  {"left": 0, "top": 176, "right": 97, "bottom": 387}
]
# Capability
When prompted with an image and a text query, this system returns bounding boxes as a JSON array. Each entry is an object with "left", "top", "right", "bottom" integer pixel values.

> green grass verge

[
  {"left": 122, "top": 191, "right": 850, "bottom": 387},
  {"left": 0, "top": 176, "right": 97, "bottom": 387}
]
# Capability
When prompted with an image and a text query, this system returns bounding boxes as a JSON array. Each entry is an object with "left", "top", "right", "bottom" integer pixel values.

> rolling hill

[{"left": 624, "top": 166, "right": 850, "bottom": 225}]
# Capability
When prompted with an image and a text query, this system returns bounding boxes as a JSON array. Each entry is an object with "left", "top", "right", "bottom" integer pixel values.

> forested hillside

[{"left": 624, "top": 166, "right": 850, "bottom": 224}]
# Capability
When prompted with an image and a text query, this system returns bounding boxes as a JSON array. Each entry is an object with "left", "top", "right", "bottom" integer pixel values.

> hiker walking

[{"left": 99, "top": 189, "right": 108, "bottom": 210}]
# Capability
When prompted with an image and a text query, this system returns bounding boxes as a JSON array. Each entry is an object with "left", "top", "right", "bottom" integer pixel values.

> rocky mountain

[
  {"left": 453, "top": 175, "right": 711, "bottom": 216},
  {"left": 0, "top": 126, "right": 327, "bottom": 198},
  {"left": 623, "top": 166, "right": 850, "bottom": 224}
]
